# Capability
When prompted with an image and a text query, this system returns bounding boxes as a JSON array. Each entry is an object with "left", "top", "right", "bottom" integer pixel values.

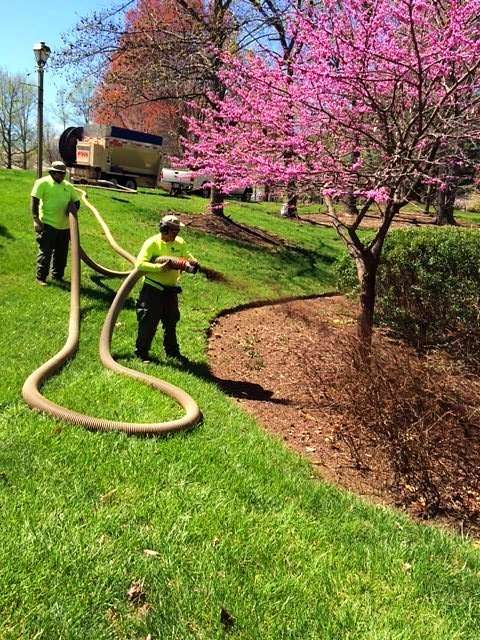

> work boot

[
  {"left": 36, "top": 278, "right": 47, "bottom": 286},
  {"left": 165, "top": 349, "right": 188, "bottom": 363},
  {"left": 135, "top": 350, "right": 152, "bottom": 364}
]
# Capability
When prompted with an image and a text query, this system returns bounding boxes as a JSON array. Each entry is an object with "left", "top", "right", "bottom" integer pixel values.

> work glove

[{"left": 33, "top": 218, "right": 44, "bottom": 234}]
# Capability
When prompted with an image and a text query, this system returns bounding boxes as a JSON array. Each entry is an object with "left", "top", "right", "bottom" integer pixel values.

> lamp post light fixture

[{"left": 33, "top": 41, "right": 51, "bottom": 178}]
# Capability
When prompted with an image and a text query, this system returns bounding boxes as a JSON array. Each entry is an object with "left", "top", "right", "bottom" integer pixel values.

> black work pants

[
  {"left": 36, "top": 223, "right": 70, "bottom": 281},
  {"left": 135, "top": 283, "right": 181, "bottom": 356}
]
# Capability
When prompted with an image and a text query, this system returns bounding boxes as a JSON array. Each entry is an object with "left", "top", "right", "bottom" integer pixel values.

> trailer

[{"left": 59, "top": 125, "right": 164, "bottom": 191}]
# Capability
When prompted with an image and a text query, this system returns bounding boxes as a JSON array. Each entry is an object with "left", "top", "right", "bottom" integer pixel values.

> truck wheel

[
  {"left": 124, "top": 178, "right": 137, "bottom": 191},
  {"left": 201, "top": 183, "right": 211, "bottom": 198}
]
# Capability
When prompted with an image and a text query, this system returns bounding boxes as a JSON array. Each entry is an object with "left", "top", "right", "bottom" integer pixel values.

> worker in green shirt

[
  {"left": 134, "top": 214, "right": 198, "bottom": 363},
  {"left": 30, "top": 161, "right": 80, "bottom": 285}
]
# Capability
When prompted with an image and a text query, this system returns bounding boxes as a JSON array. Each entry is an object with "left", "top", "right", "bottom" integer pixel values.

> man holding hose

[
  {"left": 135, "top": 214, "right": 198, "bottom": 363},
  {"left": 31, "top": 161, "right": 80, "bottom": 285}
]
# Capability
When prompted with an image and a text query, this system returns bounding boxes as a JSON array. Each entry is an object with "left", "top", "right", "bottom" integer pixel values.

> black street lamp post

[{"left": 33, "top": 42, "right": 51, "bottom": 179}]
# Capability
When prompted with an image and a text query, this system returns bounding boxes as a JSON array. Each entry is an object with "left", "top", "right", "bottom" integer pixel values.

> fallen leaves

[
  {"left": 99, "top": 488, "right": 118, "bottom": 504},
  {"left": 127, "top": 580, "right": 147, "bottom": 606}
]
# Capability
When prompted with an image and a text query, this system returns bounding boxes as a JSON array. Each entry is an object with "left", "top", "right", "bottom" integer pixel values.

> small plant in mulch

[{"left": 311, "top": 334, "right": 480, "bottom": 525}]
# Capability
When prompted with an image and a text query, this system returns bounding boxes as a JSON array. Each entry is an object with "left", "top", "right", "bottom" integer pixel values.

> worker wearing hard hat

[
  {"left": 134, "top": 214, "right": 198, "bottom": 363},
  {"left": 31, "top": 161, "right": 80, "bottom": 285}
]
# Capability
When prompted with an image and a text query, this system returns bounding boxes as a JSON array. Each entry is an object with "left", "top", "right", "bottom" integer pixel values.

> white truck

[{"left": 160, "top": 168, "right": 253, "bottom": 201}]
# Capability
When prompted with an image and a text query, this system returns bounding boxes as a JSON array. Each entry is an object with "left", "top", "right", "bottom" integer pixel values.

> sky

[{"left": 0, "top": 0, "right": 115, "bottom": 131}]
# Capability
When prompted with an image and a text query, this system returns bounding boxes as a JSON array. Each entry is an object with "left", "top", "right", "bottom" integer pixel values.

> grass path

[{"left": 0, "top": 170, "right": 479, "bottom": 639}]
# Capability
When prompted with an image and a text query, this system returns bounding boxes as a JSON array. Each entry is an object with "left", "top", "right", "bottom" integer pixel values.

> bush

[
  {"left": 336, "top": 227, "right": 480, "bottom": 365},
  {"left": 335, "top": 252, "right": 360, "bottom": 295}
]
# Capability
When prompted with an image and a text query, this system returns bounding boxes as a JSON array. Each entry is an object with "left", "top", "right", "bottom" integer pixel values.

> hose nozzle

[{"left": 155, "top": 256, "right": 199, "bottom": 273}]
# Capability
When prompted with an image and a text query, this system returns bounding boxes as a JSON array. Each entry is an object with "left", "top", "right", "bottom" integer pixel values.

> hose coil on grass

[{"left": 22, "top": 188, "right": 202, "bottom": 435}]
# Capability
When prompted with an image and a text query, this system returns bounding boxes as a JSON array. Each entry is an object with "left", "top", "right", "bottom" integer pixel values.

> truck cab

[{"left": 161, "top": 168, "right": 253, "bottom": 201}]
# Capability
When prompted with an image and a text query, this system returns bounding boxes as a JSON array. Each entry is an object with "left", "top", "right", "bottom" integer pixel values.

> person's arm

[
  {"left": 135, "top": 239, "right": 169, "bottom": 273},
  {"left": 68, "top": 186, "right": 80, "bottom": 214},
  {"left": 31, "top": 196, "right": 43, "bottom": 233},
  {"left": 172, "top": 242, "right": 198, "bottom": 273},
  {"left": 69, "top": 200, "right": 80, "bottom": 214}
]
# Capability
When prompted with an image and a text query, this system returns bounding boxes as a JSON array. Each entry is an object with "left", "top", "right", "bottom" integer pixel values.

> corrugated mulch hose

[{"left": 22, "top": 188, "right": 202, "bottom": 435}]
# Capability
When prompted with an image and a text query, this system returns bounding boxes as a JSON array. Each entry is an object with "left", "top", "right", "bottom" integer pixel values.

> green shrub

[
  {"left": 335, "top": 252, "right": 359, "bottom": 295},
  {"left": 336, "top": 227, "right": 480, "bottom": 359}
]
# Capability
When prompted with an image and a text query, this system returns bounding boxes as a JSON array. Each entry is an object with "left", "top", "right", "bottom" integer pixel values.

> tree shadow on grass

[
  {"left": 139, "top": 189, "right": 191, "bottom": 199},
  {"left": 85, "top": 280, "right": 136, "bottom": 311},
  {"left": 0, "top": 224, "right": 14, "bottom": 240},
  {"left": 50, "top": 276, "right": 136, "bottom": 312},
  {"left": 298, "top": 216, "right": 332, "bottom": 229},
  {"left": 0, "top": 224, "right": 15, "bottom": 247},
  {"left": 278, "top": 244, "right": 338, "bottom": 282}
]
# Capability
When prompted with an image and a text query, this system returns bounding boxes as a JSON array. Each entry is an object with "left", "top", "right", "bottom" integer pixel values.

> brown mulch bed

[
  {"left": 178, "top": 210, "right": 440, "bottom": 247},
  {"left": 299, "top": 209, "right": 479, "bottom": 230},
  {"left": 179, "top": 210, "right": 480, "bottom": 533},
  {"left": 174, "top": 210, "right": 478, "bottom": 251},
  {"left": 207, "top": 296, "right": 480, "bottom": 536},
  {"left": 208, "top": 296, "right": 360, "bottom": 482},
  {"left": 299, "top": 209, "right": 439, "bottom": 229},
  {"left": 208, "top": 296, "right": 381, "bottom": 495},
  {"left": 178, "top": 212, "right": 288, "bottom": 248}
]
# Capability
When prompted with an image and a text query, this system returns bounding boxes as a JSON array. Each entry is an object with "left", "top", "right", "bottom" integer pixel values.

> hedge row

[{"left": 336, "top": 227, "right": 480, "bottom": 358}]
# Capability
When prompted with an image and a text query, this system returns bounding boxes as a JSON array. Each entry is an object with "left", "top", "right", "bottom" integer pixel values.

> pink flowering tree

[{"left": 183, "top": 0, "right": 480, "bottom": 343}]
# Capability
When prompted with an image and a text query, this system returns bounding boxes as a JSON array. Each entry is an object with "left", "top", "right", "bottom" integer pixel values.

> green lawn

[{"left": 1, "top": 169, "right": 479, "bottom": 640}]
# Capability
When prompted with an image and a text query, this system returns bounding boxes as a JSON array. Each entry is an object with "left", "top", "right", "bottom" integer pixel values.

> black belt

[{"left": 144, "top": 278, "right": 182, "bottom": 294}]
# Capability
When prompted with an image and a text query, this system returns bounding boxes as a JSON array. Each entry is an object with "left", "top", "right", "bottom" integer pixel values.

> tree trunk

[
  {"left": 286, "top": 185, "right": 297, "bottom": 217},
  {"left": 6, "top": 134, "right": 12, "bottom": 169},
  {"left": 435, "top": 184, "right": 458, "bottom": 225},
  {"left": 280, "top": 182, "right": 297, "bottom": 217},
  {"left": 356, "top": 255, "right": 379, "bottom": 347},
  {"left": 210, "top": 185, "right": 224, "bottom": 216},
  {"left": 423, "top": 184, "right": 434, "bottom": 216},
  {"left": 435, "top": 162, "right": 460, "bottom": 226},
  {"left": 344, "top": 191, "right": 359, "bottom": 216}
]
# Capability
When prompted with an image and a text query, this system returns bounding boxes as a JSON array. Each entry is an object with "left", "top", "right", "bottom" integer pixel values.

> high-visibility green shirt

[
  {"left": 135, "top": 234, "right": 194, "bottom": 290},
  {"left": 31, "top": 176, "right": 80, "bottom": 230}
]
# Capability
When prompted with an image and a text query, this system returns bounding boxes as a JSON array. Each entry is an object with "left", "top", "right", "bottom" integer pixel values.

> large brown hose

[
  {"left": 76, "top": 187, "right": 136, "bottom": 264},
  {"left": 22, "top": 189, "right": 202, "bottom": 435},
  {"left": 79, "top": 246, "right": 130, "bottom": 278}
]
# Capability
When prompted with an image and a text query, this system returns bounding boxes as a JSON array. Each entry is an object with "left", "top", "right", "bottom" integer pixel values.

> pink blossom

[
  {"left": 181, "top": 0, "right": 480, "bottom": 209},
  {"left": 364, "top": 188, "right": 390, "bottom": 204}
]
